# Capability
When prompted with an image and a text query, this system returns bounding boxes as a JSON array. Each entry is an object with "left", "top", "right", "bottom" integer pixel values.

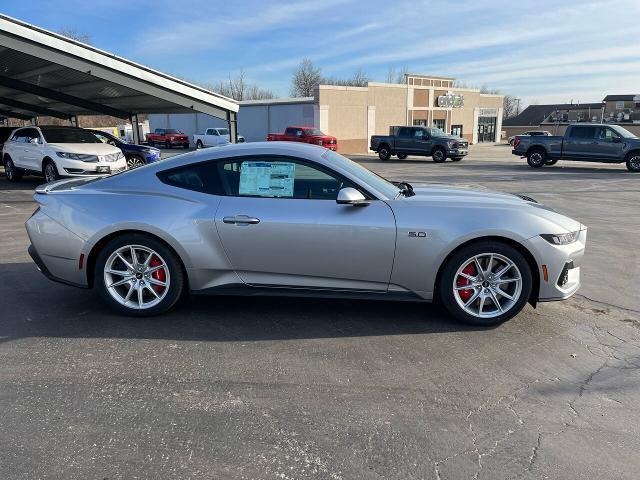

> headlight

[
  {"left": 56, "top": 151, "right": 98, "bottom": 162},
  {"left": 116, "top": 152, "right": 124, "bottom": 160},
  {"left": 316, "top": 139, "right": 324, "bottom": 145},
  {"left": 540, "top": 231, "right": 579, "bottom": 245}
]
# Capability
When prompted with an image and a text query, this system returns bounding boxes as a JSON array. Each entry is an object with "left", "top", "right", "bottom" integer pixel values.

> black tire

[
  {"left": 451, "top": 157, "right": 463, "bottom": 162},
  {"left": 3, "top": 156, "right": 22, "bottom": 182},
  {"left": 545, "top": 159, "right": 559, "bottom": 166},
  {"left": 378, "top": 145, "right": 391, "bottom": 161},
  {"left": 509, "top": 139, "right": 515, "bottom": 146},
  {"left": 432, "top": 147, "right": 446, "bottom": 163},
  {"left": 526, "top": 149, "right": 547, "bottom": 168},
  {"left": 397, "top": 154, "right": 408, "bottom": 160},
  {"left": 126, "top": 155, "right": 146, "bottom": 169},
  {"left": 196, "top": 140, "right": 203, "bottom": 150},
  {"left": 165, "top": 141, "right": 171, "bottom": 149},
  {"left": 626, "top": 152, "right": 640, "bottom": 172},
  {"left": 148, "top": 140, "right": 154, "bottom": 148},
  {"left": 42, "top": 159, "right": 60, "bottom": 183},
  {"left": 184, "top": 143, "right": 190, "bottom": 149},
  {"left": 94, "top": 233, "right": 185, "bottom": 317},
  {"left": 438, "top": 241, "right": 533, "bottom": 326}
]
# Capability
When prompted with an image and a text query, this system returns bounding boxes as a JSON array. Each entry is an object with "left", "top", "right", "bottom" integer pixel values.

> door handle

[{"left": 223, "top": 215, "right": 260, "bottom": 225}]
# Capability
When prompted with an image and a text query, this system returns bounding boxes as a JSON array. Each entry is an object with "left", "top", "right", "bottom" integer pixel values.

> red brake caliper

[
  {"left": 456, "top": 263, "right": 475, "bottom": 302},
  {"left": 150, "top": 256, "right": 166, "bottom": 293}
]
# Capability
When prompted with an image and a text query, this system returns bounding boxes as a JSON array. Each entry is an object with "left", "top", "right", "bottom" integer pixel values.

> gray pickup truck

[
  {"left": 512, "top": 123, "right": 640, "bottom": 172},
  {"left": 370, "top": 126, "right": 469, "bottom": 162}
]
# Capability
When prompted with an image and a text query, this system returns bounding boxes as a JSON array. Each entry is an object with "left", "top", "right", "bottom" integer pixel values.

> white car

[
  {"left": 193, "top": 127, "right": 245, "bottom": 149},
  {"left": 2, "top": 126, "right": 127, "bottom": 183}
]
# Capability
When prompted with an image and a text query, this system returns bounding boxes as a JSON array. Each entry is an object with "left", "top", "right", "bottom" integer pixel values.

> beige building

[{"left": 316, "top": 74, "right": 504, "bottom": 154}]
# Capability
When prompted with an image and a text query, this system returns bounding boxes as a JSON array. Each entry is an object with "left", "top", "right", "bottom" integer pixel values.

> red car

[
  {"left": 146, "top": 128, "right": 190, "bottom": 149},
  {"left": 267, "top": 126, "right": 338, "bottom": 151}
]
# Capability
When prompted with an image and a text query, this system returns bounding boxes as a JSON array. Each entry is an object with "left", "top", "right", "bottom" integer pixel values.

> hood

[
  {"left": 403, "top": 185, "right": 583, "bottom": 232},
  {"left": 48, "top": 142, "right": 122, "bottom": 155},
  {"left": 122, "top": 142, "right": 160, "bottom": 153},
  {"left": 438, "top": 134, "right": 465, "bottom": 142}
]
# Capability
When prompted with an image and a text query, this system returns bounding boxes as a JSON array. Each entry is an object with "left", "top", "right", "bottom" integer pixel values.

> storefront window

[{"left": 433, "top": 119, "right": 446, "bottom": 130}]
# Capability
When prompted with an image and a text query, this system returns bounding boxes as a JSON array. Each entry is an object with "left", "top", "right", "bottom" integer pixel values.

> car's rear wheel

[
  {"left": 626, "top": 152, "right": 640, "bottom": 172},
  {"left": 43, "top": 160, "right": 60, "bottom": 183},
  {"left": 126, "top": 155, "right": 146, "bottom": 169},
  {"left": 378, "top": 146, "right": 391, "bottom": 161},
  {"left": 432, "top": 147, "right": 446, "bottom": 163},
  {"left": 397, "top": 154, "right": 408, "bottom": 160},
  {"left": 95, "top": 234, "right": 184, "bottom": 316},
  {"left": 196, "top": 140, "right": 203, "bottom": 149},
  {"left": 527, "top": 149, "right": 546, "bottom": 168},
  {"left": 439, "top": 242, "right": 532, "bottom": 326},
  {"left": 4, "top": 157, "right": 22, "bottom": 182}
]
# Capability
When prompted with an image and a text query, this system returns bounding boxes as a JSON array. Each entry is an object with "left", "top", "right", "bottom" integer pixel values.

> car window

[
  {"left": 414, "top": 129, "right": 425, "bottom": 139},
  {"left": 219, "top": 157, "right": 358, "bottom": 200},
  {"left": 41, "top": 128, "right": 102, "bottom": 144},
  {"left": 157, "top": 162, "right": 224, "bottom": 195},
  {"left": 10, "top": 129, "right": 27, "bottom": 143},
  {"left": 397, "top": 127, "right": 412, "bottom": 138},
  {"left": 156, "top": 129, "right": 164, "bottom": 135},
  {"left": 595, "top": 127, "right": 621, "bottom": 142},
  {"left": 22, "top": 128, "right": 41, "bottom": 144},
  {"left": 217, "top": 128, "right": 229, "bottom": 136},
  {"left": 285, "top": 128, "right": 296, "bottom": 136},
  {"left": 569, "top": 127, "right": 597, "bottom": 139}
]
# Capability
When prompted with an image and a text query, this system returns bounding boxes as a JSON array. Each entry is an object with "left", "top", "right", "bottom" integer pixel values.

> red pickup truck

[
  {"left": 267, "top": 126, "right": 338, "bottom": 151},
  {"left": 146, "top": 128, "right": 190, "bottom": 149}
]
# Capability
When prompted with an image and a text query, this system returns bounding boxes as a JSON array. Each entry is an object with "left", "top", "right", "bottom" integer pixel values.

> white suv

[{"left": 2, "top": 126, "right": 127, "bottom": 183}]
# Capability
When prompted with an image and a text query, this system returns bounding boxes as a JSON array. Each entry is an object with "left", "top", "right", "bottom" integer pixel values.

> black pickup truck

[
  {"left": 512, "top": 123, "right": 640, "bottom": 172},
  {"left": 370, "top": 126, "right": 468, "bottom": 162}
]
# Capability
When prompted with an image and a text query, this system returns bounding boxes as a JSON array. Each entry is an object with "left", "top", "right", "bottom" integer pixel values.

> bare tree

[
  {"left": 210, "top": 70, "right": 274, "bottom": 101},
  {"left": 57, "top": 27, "right": 92, "bottom": 44},
  {"left": 502, "top": 95, "right": 519, "bottom": 119},
  {"left": 290, "top": 59, "right": 322, "bottom": 97},
  {"left": 395, "top": 66, "right": 409, "bottom": 84},
  {"left": 385, "top": 67, "right": 397, "bottom": 84},
  {"left": 480, "top": 85, "right": 501, "bottom": 95}
]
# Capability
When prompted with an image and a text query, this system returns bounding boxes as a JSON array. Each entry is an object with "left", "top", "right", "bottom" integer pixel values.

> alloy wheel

[
  {"left": 630, "top": 155, "right": 640, "bottom": 172},
  {"left": 103, "top": 245, "right": 170, "bottom": 310},
  {"left": 453, "top": 253, "right": 523, "bottom": 319},
  {"left": 529, "top": 152, "right": 544, "bottom": 166},
  {"left": 126, "top": 156, "right": 146, "bottom": 169},
  {"left": 5, "top": 160, "right": 13, "bottom": 180},
  {"left": 44, "top": 163, "right": 57, "bottom": 182}
]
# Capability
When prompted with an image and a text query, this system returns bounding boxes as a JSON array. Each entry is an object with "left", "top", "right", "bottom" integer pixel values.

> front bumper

[
  {"left": 524, "top": 228, "right": 587, "bottom": 302},
  {"left": 447, "top": 148, "right": 468, "bottom": 157},
  {"left": 141, "top": 150, "right": 162, "bottom": 163},
  {"left": 58, "top": 157, "right": 128, "bottom": 177}
]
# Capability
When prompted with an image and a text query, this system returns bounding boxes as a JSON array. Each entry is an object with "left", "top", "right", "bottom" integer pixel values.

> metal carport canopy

[{"left": 0, "top": 14, "right": 238, "bottom": 125}]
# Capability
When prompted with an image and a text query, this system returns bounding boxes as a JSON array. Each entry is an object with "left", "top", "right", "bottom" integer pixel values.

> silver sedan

[{"left": 25, "top": 142, "right": 587, "bottom": 325}]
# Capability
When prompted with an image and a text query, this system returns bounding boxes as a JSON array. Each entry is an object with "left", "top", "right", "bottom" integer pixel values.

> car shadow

[{"left": 0, "top": 262, "right": 483, "bottom": 345}]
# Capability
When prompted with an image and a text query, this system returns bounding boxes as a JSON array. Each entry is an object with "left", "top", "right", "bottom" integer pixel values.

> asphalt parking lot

[{"left": 1, "top": 144, "right": 639, "bottom": 479}]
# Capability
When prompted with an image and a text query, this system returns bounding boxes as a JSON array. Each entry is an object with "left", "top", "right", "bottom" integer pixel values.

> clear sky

[{"left": 3, "top": 0, "right": 639, "bottom": 106}]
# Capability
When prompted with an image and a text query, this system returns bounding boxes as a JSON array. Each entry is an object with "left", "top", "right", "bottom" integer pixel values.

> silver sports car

[{"left": 26, "top": 142, "right": 586, "bottom": 325}]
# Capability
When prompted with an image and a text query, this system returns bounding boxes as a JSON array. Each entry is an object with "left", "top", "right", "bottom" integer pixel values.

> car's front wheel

[
  {"left": 432, "top": 147, "right": 447, "bottom": 163},
  {"left": 439, "top": 241, "right": 532, "bottom": 326},
  {"left": 626, "top": 152, "right": 640, "bottom": 172},
  {"left": 43, "top": 160, "right": 60, "bottom": 183},
  {"left": 95, "top": 234, "right": 185, "bottom": 316},
  {"left": 126, "top": 155, "right": 146, "bottom": 169}
]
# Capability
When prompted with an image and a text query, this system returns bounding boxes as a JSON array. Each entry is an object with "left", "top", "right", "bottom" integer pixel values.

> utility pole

[{"left": 515, "top": 98, "right": 521, "bottom": 116}]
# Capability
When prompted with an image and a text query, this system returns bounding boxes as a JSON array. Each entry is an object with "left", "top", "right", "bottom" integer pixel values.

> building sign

[
  {"left": 478, "top": 108, "right": 498, "bottom": 116},
  {"left": 437, "top": 93, "right": 464, "bottom": 108}
]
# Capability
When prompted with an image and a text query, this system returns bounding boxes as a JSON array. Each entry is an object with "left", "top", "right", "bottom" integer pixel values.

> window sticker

[{"left": 239, "top": 161, "right": 296, "bottom": 197}]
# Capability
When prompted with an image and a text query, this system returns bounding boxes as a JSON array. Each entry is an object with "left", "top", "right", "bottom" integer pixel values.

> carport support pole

[
  {"left": 71, "top": 115, "right": 79, "bottom": 127},
  {"left": 130, "top": 114, "right": 140, "bottom": 145},
  {"left": 227, "top": 111, "right": 237, "bottom": 144}
]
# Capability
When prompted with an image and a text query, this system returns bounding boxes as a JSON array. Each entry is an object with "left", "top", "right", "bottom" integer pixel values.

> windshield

[
  {"left": 42, "top": 128, "right": 102, "bottom": 144},
  {"left": 322, "top": 150, "right": 401, "bottom": 199},
  {"left": 611, "top": 125, "right": 638, "bottom": 139},
  {"left": 165, "top": 129, "right": 183, "bottom": 135},
  {"left": 305, "top": 128, "right": 326, "bottom": 136},
  {"left": 426, "top": 127, "right": 447, "bottom": 137}
]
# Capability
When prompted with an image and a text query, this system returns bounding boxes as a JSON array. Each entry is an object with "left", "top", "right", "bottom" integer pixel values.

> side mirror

[
  {"left": 29, "top": 137, "right": 39, "bottom": 144},
  {"left": 336, "top": 187, "right": 369, "bottom": 206}
]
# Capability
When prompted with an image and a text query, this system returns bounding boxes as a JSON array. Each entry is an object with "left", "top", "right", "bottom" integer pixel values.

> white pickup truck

[{"left": 192, "top": 128, "right": 245, "bottom": 149}]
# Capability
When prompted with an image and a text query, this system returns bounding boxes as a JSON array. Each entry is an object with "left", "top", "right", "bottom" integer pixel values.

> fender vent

[{"left": 514, "top": 194, "right": 538, "bottom": 203}]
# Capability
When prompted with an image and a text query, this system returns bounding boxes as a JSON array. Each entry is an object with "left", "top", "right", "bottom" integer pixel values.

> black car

[{"left": 370, "top": 126, "right": 468, "bottom": 162}]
